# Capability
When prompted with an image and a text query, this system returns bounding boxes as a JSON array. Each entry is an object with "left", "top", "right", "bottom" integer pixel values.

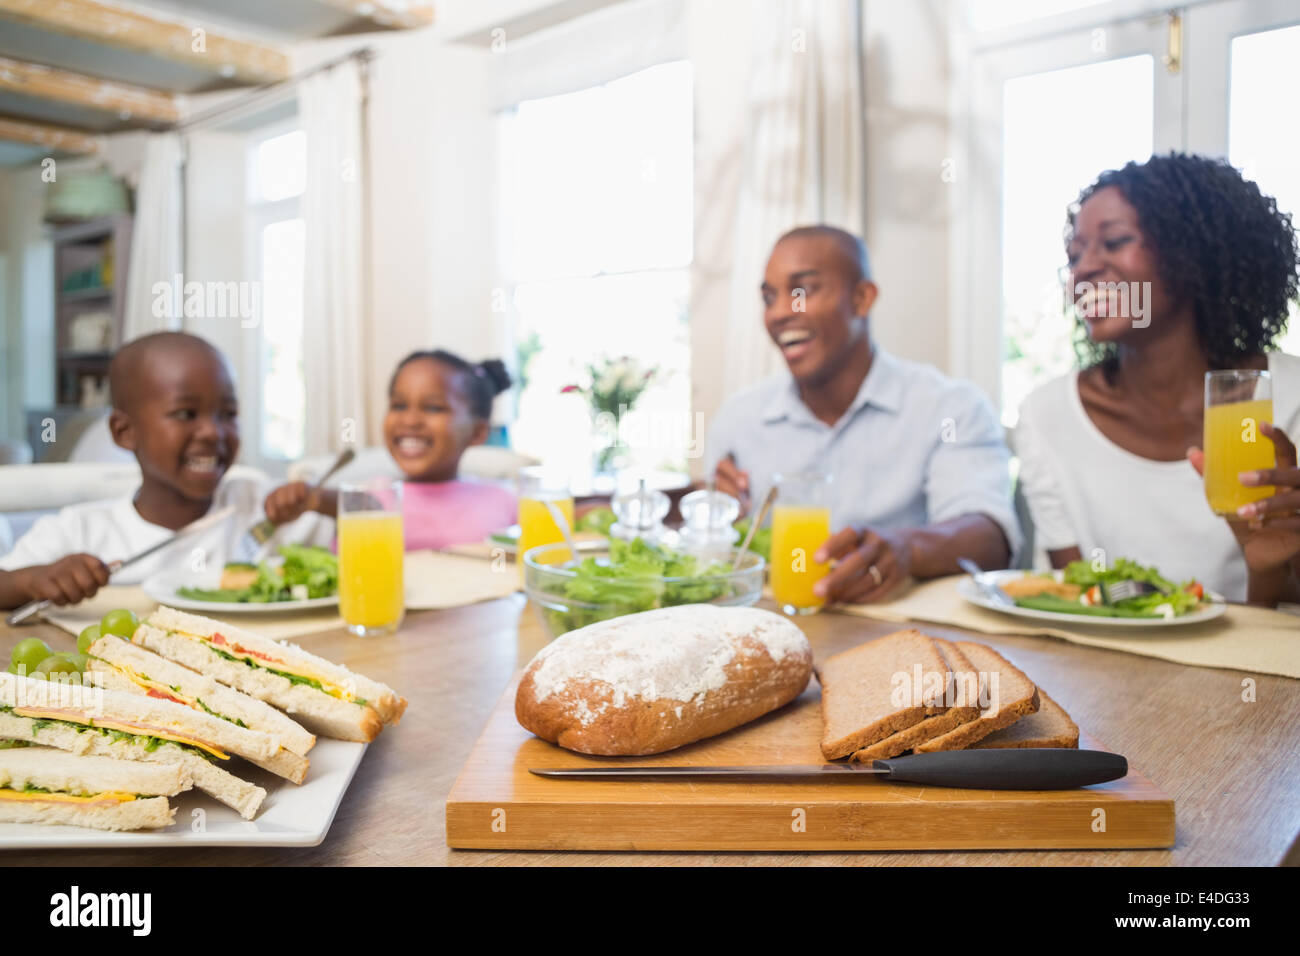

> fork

[
  {"left": 1098, "top": 579, "right": 1161, "bottom": 605},
  {"left": 247, "top": 447, "right": 355, "bottom": 544}
]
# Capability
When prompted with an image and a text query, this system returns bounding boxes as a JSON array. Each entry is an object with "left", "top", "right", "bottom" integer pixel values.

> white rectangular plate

[{"left": 0, "top": 739, "right": 366, "bottom": 849}]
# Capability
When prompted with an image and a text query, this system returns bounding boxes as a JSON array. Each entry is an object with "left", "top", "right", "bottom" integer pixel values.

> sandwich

[
  {"left": 86, "top": 633, "right": 315, "bottom": 784},
  {"left": 0, "top": 746, "right": 187, "bottom": 832},
  {"left": 133, "top": 607, "right": 406, "bottom": 742},
  {"left": 0, "top": 672, "right": 274, "bottom": 819}
]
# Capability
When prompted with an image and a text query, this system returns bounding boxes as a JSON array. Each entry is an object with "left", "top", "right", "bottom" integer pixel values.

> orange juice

[
  {"left": 1204, "top": 398, "right": 1275, "bottom": 515},
  {"left": 770, "top": 504, "right": 831, "bottom": 613},
  {"left": 338, "top": 512, "right": 405, "bottom": 630},
  {"left": 518, "top": 496, "right": 575, "bottom": 568}
]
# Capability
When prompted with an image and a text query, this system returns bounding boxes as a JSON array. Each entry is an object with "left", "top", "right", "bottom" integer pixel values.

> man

[{"left": 706, "top": 225, "right": 1019, "bottom": 603}]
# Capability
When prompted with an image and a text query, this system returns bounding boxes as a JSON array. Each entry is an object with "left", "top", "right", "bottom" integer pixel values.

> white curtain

[
  {"left": 721, "top": 0, "right": 865, "bottom": 398},
  {"left": 123, "top": 132, "right": 184, "bottom": 340},
  {"left": 299, "top": 59, "right": 370, "bottom": 454}
]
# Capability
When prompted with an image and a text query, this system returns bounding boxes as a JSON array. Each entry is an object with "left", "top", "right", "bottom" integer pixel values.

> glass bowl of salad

[{"left": 523, "top": 537, "right": 765, "bottom": 639}]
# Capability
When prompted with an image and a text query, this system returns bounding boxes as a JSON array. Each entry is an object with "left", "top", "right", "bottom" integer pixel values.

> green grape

[
  {"left": 10, "top": 638, "right": 53, "bottom": 673},
  {"left": 62, "top": 652, "right": 90, "bottom": 673},
  {"left": 77, "top": 624, "right": 102, "bottom": 655},
  {"left": 34, "top": 655, "right": 78, "bottom": 676},
  {"left": 99, "top": 608, "right": 139, "bottom": 639}
]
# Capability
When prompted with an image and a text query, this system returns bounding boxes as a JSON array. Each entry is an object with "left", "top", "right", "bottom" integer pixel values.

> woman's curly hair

[{"left": 1066, "top": 153, "right": 1299, "bottom": 379}]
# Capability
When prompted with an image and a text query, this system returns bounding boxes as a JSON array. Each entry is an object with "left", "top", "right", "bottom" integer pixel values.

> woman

[{"left": 1016, "top": 153, "right": 1300, "bottom": 604}]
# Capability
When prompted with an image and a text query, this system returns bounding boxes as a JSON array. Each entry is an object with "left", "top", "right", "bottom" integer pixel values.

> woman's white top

[{"left": 1015, "top": 352, "right": 1300, "bottom": 601}]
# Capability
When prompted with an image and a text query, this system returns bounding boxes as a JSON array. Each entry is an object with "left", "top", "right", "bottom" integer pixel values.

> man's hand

[
  {"left": 14, "top": 554, "right": 111, "bottom": 606},
  {"left": 813, "top": 526, "right": 912, "bottom": 604},
  {"left": 713, "top": 454, "right": 752, "bottom": 517},
  {"left": 263, "top": 481, "right": 320, "bottom": 526}
]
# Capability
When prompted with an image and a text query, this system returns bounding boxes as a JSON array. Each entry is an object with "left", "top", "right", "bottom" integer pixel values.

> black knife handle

[{"left": 872, "top": 749, "right": 1127, "bottom": 790}]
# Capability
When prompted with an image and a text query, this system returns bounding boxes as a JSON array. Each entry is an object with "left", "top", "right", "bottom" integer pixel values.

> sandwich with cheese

[
  {"left": 132, "top": 607, "right": 407, "bottom": 742},
  {"left": 0, "top": 746, "right": 187, "bottom": 832},
  {"left": 86, "top": 633, "right": 315, "bottom": 784},
  {"left": 0, "top": 672, "right": 276, "bottom": 819}
]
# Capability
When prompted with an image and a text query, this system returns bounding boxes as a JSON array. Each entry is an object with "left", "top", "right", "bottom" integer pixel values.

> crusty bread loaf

[
  {"left": 516, "top": 605, "right": 813, "bottom": 756},
  {"left": 819, "top": 630, "right": 950, "bottom": 760},
  {"left": 849, "top": 638, "right": 983, "bottom": 762},
  {"left": 0, "top": 795, "right": 175, "bottom": 831},
  {"left": 913, "top": 641, "right": 1040, "bottom": 753},
  {"left": 974, "top": 690, "right": 1078, "bottom": 749}
]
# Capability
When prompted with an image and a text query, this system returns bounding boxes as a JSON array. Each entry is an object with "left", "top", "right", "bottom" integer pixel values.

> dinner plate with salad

[
  {"left": 958, "top": 558, "right": 1226, "bottom": 628},
  {"left": 142, "top": 545, "right": 340, "bottom": 614}
]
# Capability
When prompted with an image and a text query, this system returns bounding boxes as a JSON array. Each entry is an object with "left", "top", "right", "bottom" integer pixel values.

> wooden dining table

[{"left": 1, "top": 592, "right": 1297, "bottom": 866}]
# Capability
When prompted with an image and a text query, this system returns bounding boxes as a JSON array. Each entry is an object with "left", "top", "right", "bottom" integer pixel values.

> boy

[{"left": 0, "top": 332, "right": 329, "bottom": 609}]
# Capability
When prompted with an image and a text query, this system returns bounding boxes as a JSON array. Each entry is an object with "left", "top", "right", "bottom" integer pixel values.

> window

[
  {"left": 498, "top": 60, "right": 693, "bottom": 476},
  {"left": 1000, "top": 55, "right": 1154, "bottom": 424},
  {"left": 959, "top": 0, "right": 1300, "bottom": 421},
  {"left": 246, "top": 126, "right": 306, "bottom": 461},
  {"left": 1228, "top": 22, "right": 1300, "bottom": 356}
]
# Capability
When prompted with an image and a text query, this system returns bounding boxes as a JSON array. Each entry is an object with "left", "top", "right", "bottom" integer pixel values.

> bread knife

[
  {"left": 5, "top": 506, "right": 237, "bottom": 626},
  {"left": 531, "top": 748, "right": 1127, "bottom": 790}
]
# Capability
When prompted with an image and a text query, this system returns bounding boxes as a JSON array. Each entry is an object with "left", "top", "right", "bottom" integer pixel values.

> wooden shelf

[
  {"left": 51, "top": 213, "right": 131, "bottom": 408},
  {"left": 60, "top": 286, "right": 112, "bottom": 302}
]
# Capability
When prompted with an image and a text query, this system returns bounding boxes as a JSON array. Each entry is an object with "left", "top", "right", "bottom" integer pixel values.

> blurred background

[{"left": 0, "top": 0, "right": 1296, "bottom": 484}]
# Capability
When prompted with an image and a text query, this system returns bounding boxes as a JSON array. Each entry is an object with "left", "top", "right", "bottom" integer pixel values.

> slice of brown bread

[
  {"left": 849, "top": 638, "right": 984, "bottom": 761},
  {"left": 973, "top": 690, "right": 1078, "bottom": 749},
  {"left": 913, "top": 641, "right": 1040, "bottom": 753},
  {"left": 819, "top": 629, "right": 949, "bottom": 760}
]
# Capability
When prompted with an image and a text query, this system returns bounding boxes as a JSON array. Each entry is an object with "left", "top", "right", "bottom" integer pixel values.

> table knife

[
  {"left": 6, "top": 506, "right": 237, "bottom": 626},
  {"left": 957, "top": 557, "right": 1016, "bottom": 608},
  {"left": 531, "top": 748, "right": 1127, "bottom": 790}
]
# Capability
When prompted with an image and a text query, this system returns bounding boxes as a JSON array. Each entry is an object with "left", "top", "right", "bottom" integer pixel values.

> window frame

[{"left": 243, "top": 118, "right": 305, "bottom": 468}]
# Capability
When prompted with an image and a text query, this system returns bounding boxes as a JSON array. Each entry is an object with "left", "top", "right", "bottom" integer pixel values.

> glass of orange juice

[
  {"left": 517, "top": 468, "right": 575, "bottom": 577},
  {"left": 338, "top": 477, "right": 405, "bottom": 637},
  {"left": 770, "top": 471, "right": 833, "bottom": 616},
  {"left": 1204, "top": 370, "right": 1275, "bottom": 516}
]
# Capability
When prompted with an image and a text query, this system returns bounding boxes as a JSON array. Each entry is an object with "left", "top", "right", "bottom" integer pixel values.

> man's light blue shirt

[{"left": 704, "top": 347, "right": 1022, "bottom": 556}]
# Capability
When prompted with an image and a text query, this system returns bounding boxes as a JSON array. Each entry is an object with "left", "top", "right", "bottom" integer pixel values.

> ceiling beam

[
  {"left": 0, "top": 0, "right": 290, "bottom": 86},
  {"left": 0, "top": 116, "right": 100, "bottom": 154},
  {"left": 0, "top": 56, "right": 181, "bottom": 124},
  {"left": 312, "top": 0, "right": 435, "bottom": 30}
]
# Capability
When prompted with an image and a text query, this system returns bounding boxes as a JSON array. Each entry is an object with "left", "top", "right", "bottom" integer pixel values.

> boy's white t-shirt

[{"left": 0, "top": 470, "right": 334, "bottom": 585}]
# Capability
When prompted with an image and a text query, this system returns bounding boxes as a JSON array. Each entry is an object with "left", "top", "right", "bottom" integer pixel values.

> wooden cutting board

[{"left": 445, "top": 678, "right": 1175, "bottom": 852}]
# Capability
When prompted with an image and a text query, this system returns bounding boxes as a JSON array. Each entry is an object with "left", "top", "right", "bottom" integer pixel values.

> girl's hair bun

[{"left": 476, "top": 359, "right": 512, "bottom": 396}]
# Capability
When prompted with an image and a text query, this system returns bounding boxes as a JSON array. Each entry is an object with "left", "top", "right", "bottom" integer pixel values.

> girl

[{"left": 265, "top": 350, "right": 518, "bottom": 550}]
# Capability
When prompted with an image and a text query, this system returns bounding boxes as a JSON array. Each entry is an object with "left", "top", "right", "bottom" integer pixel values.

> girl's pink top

[{"left": 400, "top": 479, "right": 518, "bottom": 552}]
